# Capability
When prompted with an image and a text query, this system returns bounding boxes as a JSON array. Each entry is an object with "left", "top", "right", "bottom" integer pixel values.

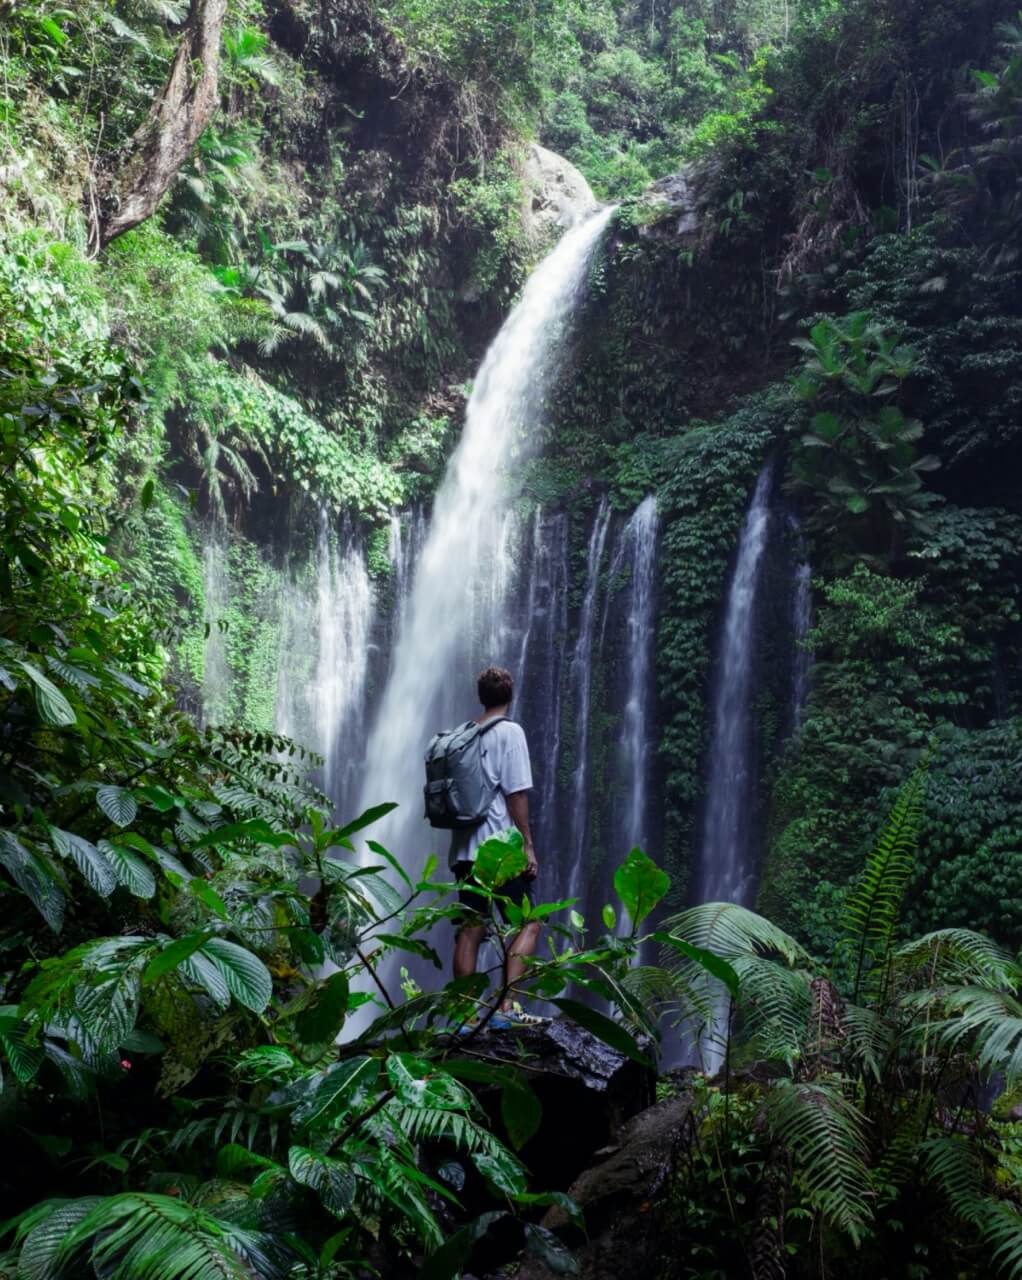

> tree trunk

[{"left": 90, "top": 0, "right": 228, "bottom": 252}]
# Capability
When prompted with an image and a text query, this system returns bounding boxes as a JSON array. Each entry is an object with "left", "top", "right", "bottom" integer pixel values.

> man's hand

[{"left": 525, "top": 844, "right": 538, "bottom": 880}]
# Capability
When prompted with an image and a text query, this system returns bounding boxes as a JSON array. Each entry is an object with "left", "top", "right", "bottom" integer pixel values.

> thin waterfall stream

[{"left": 696, "top": 463, "right": 774, "bottom": 907}]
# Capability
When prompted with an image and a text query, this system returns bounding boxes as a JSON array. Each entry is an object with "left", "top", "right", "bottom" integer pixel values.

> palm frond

[{"left": 763, "top": 1078, "right": 873, "bottom": 1245}]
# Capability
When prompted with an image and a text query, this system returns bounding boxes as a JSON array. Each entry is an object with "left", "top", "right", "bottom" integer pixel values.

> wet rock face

[
  {"left": 508, "top": 1091, "right": 693, "bottom": 1280},
  {"left": 521, "top": 144, "right": 599, "bottom": 241},
  {"left": 477, "top": 1017, "right": 656, "bottom": 1190},
  {"left": 638, "top": 165, "right": 707, "bottom": 241}
]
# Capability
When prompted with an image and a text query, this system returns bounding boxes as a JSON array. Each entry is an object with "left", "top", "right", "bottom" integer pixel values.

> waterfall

[
  {"left": 567, "top": 498, "right": 612, "bottom": 899},
  {"left": 357, "top": 206, "right": 616, "bottom": 866},
  {"left": 201, "top": 536, "right": 231, "bottom": 727},
  {"left": 270, "top": 514, "right": 375, "bottom": 813},
  {"left": 790, "top": 559, "right": 813, "bottom": 732},
  {"left": 696, "top": 463, "right": 773, "bottom": 907},
  {"left": 313, "top": 513, "right": 375, "bottom": 811},
  {"left": 617, "top": 496, "right": 659, "bottom": 854}
]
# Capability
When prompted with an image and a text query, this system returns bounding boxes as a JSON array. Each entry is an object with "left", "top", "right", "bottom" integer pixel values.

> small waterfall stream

[
  {"left": 696, "top": 463, "right": 774, "bottom": 907},
  {"left": 567, "top": 497, "right": 612, "bottom": 900},
  {"left": 616, "top": 496, "right": 659, "bottom": 855}
]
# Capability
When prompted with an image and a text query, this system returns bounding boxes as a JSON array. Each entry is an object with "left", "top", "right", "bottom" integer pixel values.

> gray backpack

[{"left": 423, "top": 716, "right": 508, "bottom": 829}]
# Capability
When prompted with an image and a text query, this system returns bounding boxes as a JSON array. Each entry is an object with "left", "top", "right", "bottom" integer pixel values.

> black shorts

[{"left": 454, "top": 860, "right": 537, "bottom": 925}]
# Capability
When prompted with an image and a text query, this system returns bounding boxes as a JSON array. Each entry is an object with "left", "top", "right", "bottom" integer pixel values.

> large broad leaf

[
  {"left": 501, "top": 1078, "right": 542, "bottom": 1150},
  {"left": 0, "top": 830, "right": 65, "bottom": 932},
  {"left": 653, "top": 933, "right": 740, "bottom": 998},
  {"left": 292, "top": 1056, "right": 381, "bottom": 1130},
  {"left": 18, "top": 661, "right": 76, "bottom": 726},
  {"left": 76, "top": 972, "right": 141, "bottom": 1052},
  {"left": 142, "top": 932, "right": 213, "bottom": 986},
  {"left": 294, "top": 973, "right": 349, "bottom": 1058},
  {"left": 473, "top": 829, "right": 526, "bottom": 889},
  {"left": 550, "top": 998, "right": 653, "bottom": 1068},
  {"left": 99, "top": 841, "right": 156, "bottom": 899},
  {"left": 49, "top": 828, "right": 116, "bottom": 897},
  {"left": 472, "top": 1151, "right": 527, "bottom": 1195},
  {"left": 288, "top": 1146, "right": 356, "bottom": 1216},
  {"left": 96, "top": 786, "right": 137, "bottom": 829},
  {"left": 613, "top": 847, "right": 669, "bottom": 929},
  {"left": 201, "top": 938, "right": 272, "bottom": 1013}
]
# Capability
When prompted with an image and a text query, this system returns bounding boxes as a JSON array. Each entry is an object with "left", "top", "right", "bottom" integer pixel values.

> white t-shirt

[{"left": 448, "top": 719, "right": 533, "bottom": 867}]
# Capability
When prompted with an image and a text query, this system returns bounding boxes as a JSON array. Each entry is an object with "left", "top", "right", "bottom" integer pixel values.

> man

[{"left": 450, "top": 666, "right": 541, "bottom": 1025}]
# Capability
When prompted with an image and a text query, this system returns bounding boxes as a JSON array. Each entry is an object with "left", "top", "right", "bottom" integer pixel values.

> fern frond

[
  {"left": 932, "top": 988, "right": 1022, "bottom": 1085},
  {"left": 894, "top": 929, "right": 1021, "bottom": 992},
  {"left": 662, "top": 902, "right": 809, "bottom": 965},
  {"left": 842, "top": 767, "right": 926, "bottom": 1000},
  {"left": 763, "top": 1078, "right": 873, "bottom": 1245},
  {"left": 729, "top": 955, "right": 812, "bottom": 1069},
  {"left": 841, "top": 1002, "right": 892, "bottom": 1081},
  {"left": 52, "top": 1192, "right": 261, "bottom": 1280},
  {"left": 920, "top": 1136, "right": 984, "bottom": 1220}
]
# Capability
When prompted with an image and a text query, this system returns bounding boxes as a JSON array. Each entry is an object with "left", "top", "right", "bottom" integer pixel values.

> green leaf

[
  {"left": 365, "top": 839, "right": 412, "bottom": 890},
  {"left": 473, "top": 828, "right": 526, "bottom": 889},
  {"left": 386, "top": 1054, "right": 469, "bottom": 1109},
  {"left": 550, "top": 998, "right": 653, "bottom": 1067},
  {"left": 96, "top": 786, "right": 138, "bottom": 828},
  {"left": 420, "top": 1211, "right": 507, "bottom": 1280},
  {"left": 142, "top": 932, "right": 213, "bottom": 986},
  {"left": 288, "top": 1146, "right": 356, "bottom": 1216},
  {"left": 525, "top": 1223, "right": 578, "bottom": 1275},
  {"left": 334, "top": 802, "right": 398, "bottom": 842},
  {"left": 18, "top": 661, "right": 76, "bottom": 727},
  {"left": 501, "top": 1078, "right": 542, "bottom": 1150},
  {"left": 653, "top": 933, "right": 740, "bottom": 997},
  {"left": 472, "top": 1150, "right": 527, "bottom": 1195},
  {"left": 613, "top": 847, "right": 669, "bottom": 928},
  {"left": 188, "top": 878, "right": 229, "bottom": 919},
  {"left": 140, "top": 478, "right": 155, "bottom": 510},
  {"left": 294, "top": 973, "right": 349, "bottom": 1054},
  {"left": 601, "top": 904, "right": 616, "bottom": 931},
  {"left": 49, "top": 828, "right": 116, "bottom": 897},
  {"left": 190, "top": 818, "right": 291, "bottom": 850},
  {"left": 376, "top": 935, "right": 441, "bottom": 968},
  {"left": 202, "top": 938, "right": 272, "bottom": 1012},
  {"left": 99, "top": 841, "right": 156, "bottom": 899},
  {"left": 292, "top": 1057, "right": 380, "bottom": 1129},
  {"left": 39, "top": 15, "right": 69, "bottom": 44}
]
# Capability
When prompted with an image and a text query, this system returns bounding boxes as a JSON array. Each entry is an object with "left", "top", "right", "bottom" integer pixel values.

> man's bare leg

[
  {"left": 453, "top": 923, "right": 486, "bottom": 982},
  {"left": 501, "top": 921, "right": 541, "bottom": 1012}
]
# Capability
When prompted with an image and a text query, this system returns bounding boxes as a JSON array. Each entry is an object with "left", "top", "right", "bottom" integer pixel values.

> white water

[
  {"left": 697, "top": 463, "right": 773, "bottom": 906},
  {"left": 617, "top": 496, "right": 659, "bottom": 853},
  {"left": 567, "top": 497, "right": 612, "bottom": 899},
  {"left": 357, "top": 207, "right": 617, "bottom": 865}
]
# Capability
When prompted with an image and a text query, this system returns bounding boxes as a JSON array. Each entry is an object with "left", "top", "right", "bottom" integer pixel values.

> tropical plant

[
  {"left": 788, "top": 312, "right": 940, "bottom": 555},
  {"left": 663, "top": 771, "right": 1022, "bottom": 1274}
]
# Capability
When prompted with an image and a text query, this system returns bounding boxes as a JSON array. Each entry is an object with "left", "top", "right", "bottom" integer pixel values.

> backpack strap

[{"left": 475, "top": 714, "right": 509, "bottom": 738}]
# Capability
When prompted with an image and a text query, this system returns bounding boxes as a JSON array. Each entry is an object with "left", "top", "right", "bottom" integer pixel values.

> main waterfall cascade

[{"left": 197, "top": 204, "right": 663, "bottom": 957}]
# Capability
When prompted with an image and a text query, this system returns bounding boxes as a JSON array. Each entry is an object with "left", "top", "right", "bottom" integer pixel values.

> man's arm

[{"left": 506, "top": 790, "right": 538, "bottom": 879}]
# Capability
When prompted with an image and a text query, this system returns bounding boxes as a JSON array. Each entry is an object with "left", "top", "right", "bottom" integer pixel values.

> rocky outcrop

[
  {"left": 522, "top": 144, "right": 599, "bottom": 241},
  {"left": 508, "top": 1089, "right": 693, "bottom": 1280},
  {"left": 637, "top": 165, "right": 707, "bottom": 242}
]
